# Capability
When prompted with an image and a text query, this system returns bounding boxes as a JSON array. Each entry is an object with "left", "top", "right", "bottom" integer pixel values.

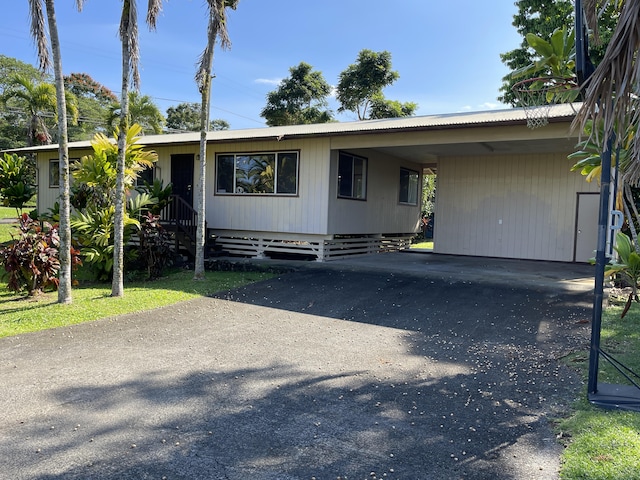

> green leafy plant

[
  {"left": 136, "top": 178, "right": 172, "bottom": 215},
  {"left": 71, "top": 206, "right": 138, "bottom": 281},
  {"left": 136, "top": 212, "right": 173, "bottom": 279},
  {"left": 0, "top": 214, "right": 70, "bottom": 296},
  {"left": 606, "top": 231, "right": 640, "bottom": 318},
  {"left": 0, "top": 153, "right": 36, "bottom": 215}
]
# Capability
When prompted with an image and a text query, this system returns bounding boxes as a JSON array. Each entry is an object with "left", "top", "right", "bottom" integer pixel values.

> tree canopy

[
  {"left": 336, "top": 49, "right": 415, "bottom": 120},
  {"left": 107, "top": 91, "right": 164, "bottom": 135},
  {"left": 260, "top": 62, "right": 333, "bottom": 126},
  {"left": 499, "top": 0, "right": 617, "bottom": 106},
  {"left": 166, "top": 102, "right": 229, "bottom": 132}
]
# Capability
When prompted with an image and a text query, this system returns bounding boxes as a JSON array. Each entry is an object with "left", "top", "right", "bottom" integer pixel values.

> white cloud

[
  {"left": 479, "top": 102, "right": 501, "bottom": 110},
  {"left": 254, "top": 78, "right": 282, "bottom": 86}
]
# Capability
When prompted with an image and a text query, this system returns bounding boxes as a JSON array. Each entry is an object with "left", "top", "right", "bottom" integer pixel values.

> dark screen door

[{"left": 171, "top": 154, "right": 195, "bottom": 206}]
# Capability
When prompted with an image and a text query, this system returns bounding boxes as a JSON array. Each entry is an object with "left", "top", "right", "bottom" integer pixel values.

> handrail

[{"left": 161, "top": 195, "right": 207, "bottom": 250}]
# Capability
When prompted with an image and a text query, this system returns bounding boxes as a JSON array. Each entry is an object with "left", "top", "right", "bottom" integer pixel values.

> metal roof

[{"left": 2, "top": 103, "right": 580, "bottom": 154}]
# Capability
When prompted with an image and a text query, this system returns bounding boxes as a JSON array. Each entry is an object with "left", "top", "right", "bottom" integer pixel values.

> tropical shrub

[
  {"left": 0, "top": 214, "right": 63, "bottom": 296},
  {"left": 0, "top": 153, "right": 36, "bottom": 214},
  {"left": 137, "top": 178, "right": 172, "bottom": 215},
  {"left": 137, "top": 212, "right": 172, "bottom": 279},
  {"left": 606, "top": 231, "right": 640, "bottom": 318}
]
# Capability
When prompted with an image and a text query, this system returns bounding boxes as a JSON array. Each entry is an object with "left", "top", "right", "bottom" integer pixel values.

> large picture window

[
  {"left": 399, "top": 167, "right": 419, "bottom": 205},
  {"left": 338, "top": 152, "right": 367, "bottom": 200},
  {"left": 216, "top": 151, "right": 299, "bottom": 195}
]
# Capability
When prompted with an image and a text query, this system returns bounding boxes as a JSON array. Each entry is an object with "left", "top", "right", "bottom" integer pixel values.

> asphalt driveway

[{"left": 0, "top": 257, "right": 593, "bottom": 479}]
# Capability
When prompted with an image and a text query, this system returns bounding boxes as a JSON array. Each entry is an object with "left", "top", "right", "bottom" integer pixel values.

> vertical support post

[{"left": 588, "top": 142, "right": 612, "bottom": 394}]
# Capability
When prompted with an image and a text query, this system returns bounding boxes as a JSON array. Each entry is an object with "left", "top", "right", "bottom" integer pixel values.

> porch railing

[{"left": 161, "top": 194, "right": 208, "bottom": 257}]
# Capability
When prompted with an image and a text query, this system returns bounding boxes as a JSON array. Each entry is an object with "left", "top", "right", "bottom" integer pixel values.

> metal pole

[{"left": 588, "top": 143, "right": 612, "bottom": 394}]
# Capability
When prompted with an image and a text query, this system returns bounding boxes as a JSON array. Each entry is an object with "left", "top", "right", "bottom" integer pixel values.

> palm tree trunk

[
  {"left": 112, "top": 11, "right": 132, "bottom": 298},
  {"left": 44, "top": 0, "right": 72, "bottom": 304},
  {"left": 194, "top": 38, "right": 215, "bottom": 280}
]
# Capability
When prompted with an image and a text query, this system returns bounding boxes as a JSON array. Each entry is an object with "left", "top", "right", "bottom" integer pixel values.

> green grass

[
  {"left": 410, "top": 240, "right": 433, "bottom": 249},
  {"left": 0, "top": 206, "right": 20, "bottom": 220},
  {"left": 559, "top": 303, "right": 640, "bottom": 479},
  {"left": 0, "top": 269, "right": 276, "bottom": 338},
  {"left": 0, "top": 223, "right": 18, "bottom": 243}
]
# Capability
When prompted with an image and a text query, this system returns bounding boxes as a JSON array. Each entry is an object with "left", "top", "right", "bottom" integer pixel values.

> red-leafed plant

[{"left": 0, "top": 214, "right": 77, "bottom": 296}]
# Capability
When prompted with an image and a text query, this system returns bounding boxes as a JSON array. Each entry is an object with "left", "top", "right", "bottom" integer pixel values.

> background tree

[
  {"left": 193, "top": 0, "right": 237, "bottom": 280},
  {"left": 165, "top": 102, "right": 229, "bottom": 132},
  {"left": 107, "top": 90, "right": 164, "bottom": 135},
  {"left": 336, "top": 49, "right": 415, "bottom": 120},
  {"left": 0, "top": 56, "right": 47, "bottom": 149},
  {"left": 2, "top": 75, "right": 78, "bottom": 146},
  {"left": 368, "top": 94, "right": 417, "bottom": 120},
  {"left": 65, "top": 72, "right": 118, "bottom": 140},
  {"left": 499, "top": 0, "right": 574, "bottom": 105},
  {"left": 499, "top": 0, "right": 617, "bottom": 106},
  {"left": 260, "top": 62, "right": 333, "bottom": 126}
]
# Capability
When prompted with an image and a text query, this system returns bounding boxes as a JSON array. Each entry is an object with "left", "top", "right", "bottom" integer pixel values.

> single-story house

[{"left": 7, "top": 103, "right": 599, "bottom": 263}]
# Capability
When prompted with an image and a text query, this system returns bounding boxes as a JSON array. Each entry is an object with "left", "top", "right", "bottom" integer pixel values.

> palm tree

[
  {"left": 193, "top": 0, "right": 238, "bottom": 280},
  {"left": 27, "top": 0, "right": 83, "bottom": 304},
  {"left": 111, "top": 0, "right": 163, "bottom": 297},
  {"left": 2, "top": 74, "right": 78, "bottom": 146},
  {"left": 107, "top": 91, "right": 164, "bottom": 135}
]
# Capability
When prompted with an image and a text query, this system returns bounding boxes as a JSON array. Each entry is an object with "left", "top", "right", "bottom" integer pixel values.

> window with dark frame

[
  {"left": 49, "top": 160, "right": 60, "bottom": 188},
  {"left": 337, "top": 151, "right": 367, "bottom": 200},
  {"left": 399, "top": 167, "right": 419, "bottom": 205},
  {"left": 215, "top": 151, "right": 299, "bottom": 195},
  {"left": 136, "top": 166, "right": 155, "bottom": 187}
]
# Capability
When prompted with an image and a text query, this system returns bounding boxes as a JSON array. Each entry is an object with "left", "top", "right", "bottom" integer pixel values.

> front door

[{"left": 171, "top": 154, "right": 195, "bottom": 207}]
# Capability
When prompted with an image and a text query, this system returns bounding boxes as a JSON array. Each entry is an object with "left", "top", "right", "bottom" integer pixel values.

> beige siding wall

[
  {"left": 327, "top": 149, "right": 422, "bottom": 235},
  {"left": 434, "top": 153, "right": 599, "bottom": 261},
  {"left": 206, "top": 138, "right": 330, "bottom": 234},
  {"left": 36, "top": 149, "right": 93, "bottom": 214}
]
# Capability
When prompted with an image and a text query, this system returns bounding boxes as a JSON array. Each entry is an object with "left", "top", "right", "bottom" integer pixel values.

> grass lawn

[
  {"left": 559, "top": 301, "right": 640, "bottom": 479},
  {"left": 0, "top": 268, "right": 276, "bottom": 338},
  {"left": 410, "top": 240, "right": 433, "bottom": 249}
]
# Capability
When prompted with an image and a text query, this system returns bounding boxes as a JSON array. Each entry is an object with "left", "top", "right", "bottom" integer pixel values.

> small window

[
  {"left": 136, "top": 166, "right": 155, "bottom": 187},
  {"left": 49, "top": 160, "right": 60, "bottom": 188},
  {"left": 399, "top": 168, "right": 419, "bottom": 205},
  {"left": 216, "top": 151, "right": 299, "bottom": 195},
  {"left": 338, "top": 152, "right": 367, "bottom": 200}
]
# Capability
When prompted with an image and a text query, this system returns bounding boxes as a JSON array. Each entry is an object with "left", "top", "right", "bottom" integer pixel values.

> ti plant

[
  {"left": 0, "top": 214, "right": 80, "bottom": 296},
  {"left": 606, "top": 231, "right": 640, "bottom": 318}
]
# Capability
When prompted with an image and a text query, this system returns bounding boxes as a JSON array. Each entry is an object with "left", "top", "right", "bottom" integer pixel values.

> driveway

[{"left": 0, "top": 254, "right": 593, "bottom": 479}]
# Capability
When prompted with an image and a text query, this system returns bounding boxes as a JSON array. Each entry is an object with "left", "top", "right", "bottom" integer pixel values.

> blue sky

[{"left": 2, "top": 0, "right": 522, "bottom": 130}]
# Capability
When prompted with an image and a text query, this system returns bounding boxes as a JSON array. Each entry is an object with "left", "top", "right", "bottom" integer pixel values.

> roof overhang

[{"left": 1, "top": 103, "right": 581, "bottom": 161}]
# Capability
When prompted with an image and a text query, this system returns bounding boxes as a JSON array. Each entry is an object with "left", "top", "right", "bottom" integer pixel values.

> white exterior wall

[
  {"left": 434, "top": 152, "right": 599, "bottom": 261},
  {"left": 205, "top": 138, "right": 331, "bottom": 234},
  {"left": 327, "top": 148, "right": 422, "bottom": 235}
]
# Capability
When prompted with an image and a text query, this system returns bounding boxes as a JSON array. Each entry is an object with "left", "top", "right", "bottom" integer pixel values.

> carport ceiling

[{"left": 371, "top": 136, "right": 578, "bottom": 164}]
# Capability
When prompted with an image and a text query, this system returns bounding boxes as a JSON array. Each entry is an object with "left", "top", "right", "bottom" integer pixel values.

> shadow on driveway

[{"left": 0, "top": 264, "right": 593, "bottom": 479}]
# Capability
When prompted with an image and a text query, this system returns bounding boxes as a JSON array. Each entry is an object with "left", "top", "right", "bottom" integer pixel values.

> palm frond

[
  {"left": 146, "top": 0, "right": 163, "bottom": 30},
  {"left": 120, "top": 0, "right": 141, "bottom": 89},
  {"left": 573, "top": 0, "right": 640, "bottom": 177},
  {"left": 29, "top": 0, "right": 50, "bottom": 71},
  {"left": 195, "top": 0, "right": 236, "bottom": 90}
]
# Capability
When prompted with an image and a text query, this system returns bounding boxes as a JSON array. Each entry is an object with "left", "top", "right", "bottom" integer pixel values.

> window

[
  {"left": 338, "top": 152, "right": 367, "bottom": 200},
  {"left": 49, "top": 160, "right": 59, "bottom": 188},
  {"left": 136, "top": 166, "right": 155, "bottom": 187},
  {"left": 399, "top": 168, "right": 419, "bottom": 205},
  {"left": 216, "top": 151, "right": 299, "bottom": 195}
]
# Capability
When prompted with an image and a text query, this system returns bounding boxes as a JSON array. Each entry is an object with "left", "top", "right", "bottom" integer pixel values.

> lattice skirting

[{"left": 212, "top": 232, "right": 414, "bottom": 262}]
